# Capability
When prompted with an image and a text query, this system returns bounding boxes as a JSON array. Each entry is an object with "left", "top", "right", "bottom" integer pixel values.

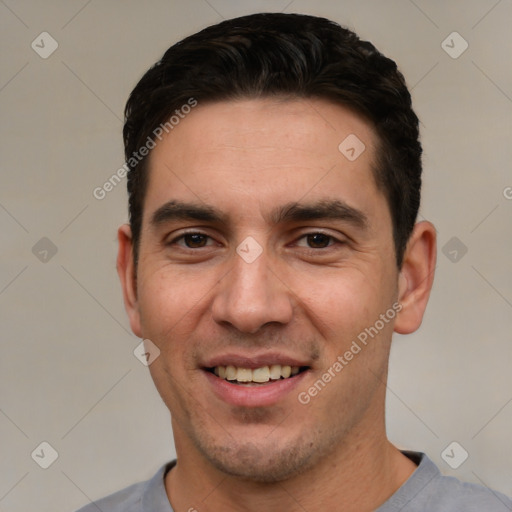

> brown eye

[
  {"left": 306, "top": 233, "right": 332, "bottom": 248},
  {"left": 182, "top": 233, "right": 209, "bottom": 248}
]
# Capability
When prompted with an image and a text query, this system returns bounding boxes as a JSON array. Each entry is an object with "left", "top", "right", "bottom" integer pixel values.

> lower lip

[{"left": 203, "top": 370, "right": 309, "bottom": 407}]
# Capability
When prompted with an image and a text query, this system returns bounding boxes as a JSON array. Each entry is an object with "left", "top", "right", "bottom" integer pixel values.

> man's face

[{"left": 126, "top": 98, "right": 401, "bottom": 481}]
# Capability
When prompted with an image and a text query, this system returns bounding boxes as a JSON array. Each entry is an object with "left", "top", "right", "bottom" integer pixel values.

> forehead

[{"left": 144, "top": 98, "right": 386, "bottom": 225}]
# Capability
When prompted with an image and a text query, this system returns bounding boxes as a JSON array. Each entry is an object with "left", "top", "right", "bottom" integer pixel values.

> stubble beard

[{"left": 185, "top": 410, "right": 345, "bottom": 484}]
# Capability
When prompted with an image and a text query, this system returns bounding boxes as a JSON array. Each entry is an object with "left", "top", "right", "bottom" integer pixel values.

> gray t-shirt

[{"left": 75, "top": 451, "right": 512, "bottom": 511}]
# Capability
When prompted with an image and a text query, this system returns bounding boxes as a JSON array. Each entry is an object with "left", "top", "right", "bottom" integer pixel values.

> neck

[{"left": 165, "top": 419, "right": 417, "bottom": 511}]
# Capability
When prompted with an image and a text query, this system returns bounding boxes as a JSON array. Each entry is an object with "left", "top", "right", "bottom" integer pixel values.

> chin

[{"left": 195, "top": 433, "right": 322, "bottom": 483}]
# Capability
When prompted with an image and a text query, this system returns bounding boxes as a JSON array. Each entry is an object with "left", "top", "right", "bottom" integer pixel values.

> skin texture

[{"left": 117, "top": 98, "right": 437, "bottom": 511}]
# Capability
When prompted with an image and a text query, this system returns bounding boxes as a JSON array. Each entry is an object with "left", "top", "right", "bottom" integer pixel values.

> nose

[{"left": 211, "top": 248, "right": 294, "bottom": 334}]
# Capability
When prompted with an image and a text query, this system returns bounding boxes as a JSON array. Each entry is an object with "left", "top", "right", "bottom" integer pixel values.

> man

[{"left": 77, "top": 12, "right": 511, "bottom": 512}]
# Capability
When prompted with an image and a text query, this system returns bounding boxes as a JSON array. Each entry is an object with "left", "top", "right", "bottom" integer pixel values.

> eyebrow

[
  {"left": 150, "top": 199, "right": 368, "bottom": 230},
  {"left": 269, "top": 199, "right": 368, "bottom": 229},
  {"left": 151, "top": 200, "right": 227, "bottom": 226}
]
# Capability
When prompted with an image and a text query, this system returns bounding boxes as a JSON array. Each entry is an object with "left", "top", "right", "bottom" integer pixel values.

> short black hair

[{"left": 124, "top": 12, "right": 422, "bottom": 267}]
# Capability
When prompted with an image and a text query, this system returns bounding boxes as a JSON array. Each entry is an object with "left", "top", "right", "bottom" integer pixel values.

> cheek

[
  {"left": 294, "top": 266, "right": 390, "bottom": 341},
  {"left": 137, "top": 267, "right": 204, "bottom": 342},
  {"left": 137, "top": 271, "right": 203, "bottom": 402}
]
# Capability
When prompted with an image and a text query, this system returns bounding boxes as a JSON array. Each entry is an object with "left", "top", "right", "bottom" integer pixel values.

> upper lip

[{"left": 203, "top": 352, "right": 311, "bottom": 370}]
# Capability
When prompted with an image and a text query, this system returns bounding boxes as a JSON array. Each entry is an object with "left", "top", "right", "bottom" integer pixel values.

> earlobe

[
  {"left": 117, "top": 224, "right": 142, "bottom": 337},
  {"left": 394, "top": 221, "right": 437, "bottom": 335}
]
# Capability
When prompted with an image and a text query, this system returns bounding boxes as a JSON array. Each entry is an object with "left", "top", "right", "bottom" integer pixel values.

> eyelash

[{"left": 167, "top": 230, "right": 343, "bottom": 251}]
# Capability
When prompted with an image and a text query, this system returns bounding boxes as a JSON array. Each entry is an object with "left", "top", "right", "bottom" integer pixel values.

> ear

[
  {"left": 117, "top": 224, "right": 142, "bottom": 337},
  {"left": 394, "top": 221, "right": 437, "bottom": 334}
]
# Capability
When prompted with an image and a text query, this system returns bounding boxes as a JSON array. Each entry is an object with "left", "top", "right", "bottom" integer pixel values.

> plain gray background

[{"left": 1, "top": 1, "right": 511, "bottom": 510}]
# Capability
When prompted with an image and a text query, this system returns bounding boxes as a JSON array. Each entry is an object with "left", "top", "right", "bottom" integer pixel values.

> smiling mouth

[{"left": 206, "top": 365, "right": 310, "bottom": 385}]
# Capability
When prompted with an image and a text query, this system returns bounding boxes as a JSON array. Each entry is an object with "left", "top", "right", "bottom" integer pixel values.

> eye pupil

[
  {"left": 185, "top": 234, "right": 207, "bottom": 248},
  {"left": 307, "top": 233, "right": 330, "bottom": 248}
]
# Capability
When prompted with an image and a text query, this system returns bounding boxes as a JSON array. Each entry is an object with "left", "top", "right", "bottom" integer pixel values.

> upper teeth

[{"left": 214, "top": 365, "right": 301, "bottom": 383}]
